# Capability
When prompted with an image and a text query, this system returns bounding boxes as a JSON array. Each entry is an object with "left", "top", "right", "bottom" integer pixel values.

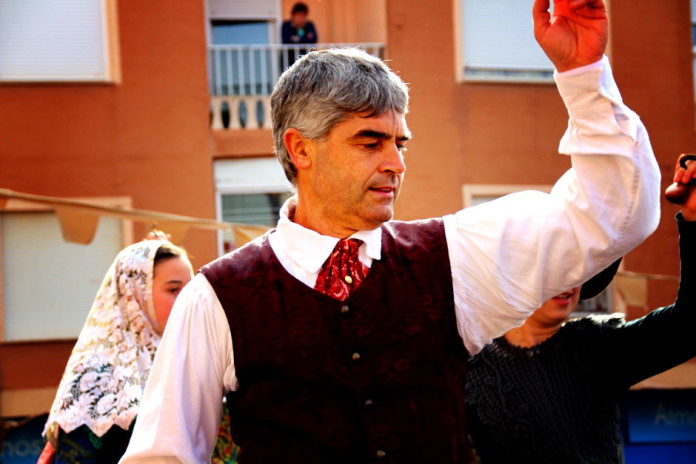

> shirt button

[
  {"left": 352, "top": 352, "right": 361, "bottom": 361},
  {"left": 344, "top": 275, "right": 354, "bottom": 284},
  {"left": 364, "top": 398, "right": 374, "bottom": 407},
  {"left": 376, "top": 450, "right": 386, "bottom": 459},
  {"left": 341, "top": 305, "right": 350, "bottom": 314}
]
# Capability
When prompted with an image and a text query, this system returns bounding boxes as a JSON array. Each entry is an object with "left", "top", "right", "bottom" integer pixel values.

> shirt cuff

[
  {"left": 554, "top": 55, "right": 625, "bottom": 119},
  {"left": 555, "top": 55, "right": 640, "bottom": 156},
  {"left": 555, "top": 58, "right": 603, "bottom": 77}
]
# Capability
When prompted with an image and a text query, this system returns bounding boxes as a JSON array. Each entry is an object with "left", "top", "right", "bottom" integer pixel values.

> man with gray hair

[{"left": 122, "top": 0, "right": 660, "bottom": 462}]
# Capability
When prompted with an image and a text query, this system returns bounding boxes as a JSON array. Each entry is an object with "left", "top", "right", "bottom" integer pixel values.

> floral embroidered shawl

[{"left": 43, "top": 239, "right": 169, "bottom": 441}]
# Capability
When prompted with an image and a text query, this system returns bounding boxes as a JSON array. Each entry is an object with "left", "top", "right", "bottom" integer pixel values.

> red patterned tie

[{"left": 314, "top": 238, "right": 369, "bottom": 301}]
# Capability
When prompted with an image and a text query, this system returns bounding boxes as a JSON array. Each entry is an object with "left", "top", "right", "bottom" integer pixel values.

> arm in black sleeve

[
  {"left": 281, "top": 21, "right": 293, "bottom": 44},
  {"left": 304, "top": 21, "right": 317, "bottom": 43},
  {"left": 604, "top": 213, "right": 696, "bottom": 389}
]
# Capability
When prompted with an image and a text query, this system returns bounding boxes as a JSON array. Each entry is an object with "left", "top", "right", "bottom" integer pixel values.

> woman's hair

[
  {"left": 146, "top": 229, "right": 189, "bottom": 270},
  {"left": 154, "top": 242, "right": 188, "bottom": 268}
]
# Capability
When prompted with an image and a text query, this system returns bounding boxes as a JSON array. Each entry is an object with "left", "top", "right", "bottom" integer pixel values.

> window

[
  {"left": 209, "top": 20, "right": 275, "bottom": 97},
  {"left": 1, "top": 206, "right": 128, "bottom": 341},
  {"left": 221, "top": 193, "right": 289, "bottom": 227},
  {"left": 0, "top": 0, "right": 119, "bottom": 82},
  {"left": 215, "top": 158, "right": 293, "bottom": 253},
  {"left": 206, "top": 0, "right": 279, "bottom": 96},
  {"left": 462, "top": 184, "right": 551, "bottom": 208},
  {"left": 462, "top": 183, "right": 615, "bottom": 315},
  {"left": 206, "top": 0, "right": 281, "bottom": 129},
  {"left": 456, "top": 0, "right": 554, "bottom": 82},
  {"left": 211, "top": 20, "right": 272, "bottom": 46}
]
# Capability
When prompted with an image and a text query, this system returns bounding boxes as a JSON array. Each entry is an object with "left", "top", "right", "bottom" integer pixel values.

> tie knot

[{"left": 338, "top": 238, "right": 362, "bottom": 255}]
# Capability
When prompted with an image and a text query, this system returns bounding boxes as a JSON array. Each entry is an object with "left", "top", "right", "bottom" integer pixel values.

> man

[
  {"left": 281, "top": 2, "right": 317, "bottom": 45},
  {"left": 121, "top": 0, "right": 660, "bottom": 462},
  {"left": 281, "top": 2, "right": 317, "bottom": 67}
]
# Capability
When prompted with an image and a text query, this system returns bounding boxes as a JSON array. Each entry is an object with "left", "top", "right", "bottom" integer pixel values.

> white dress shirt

[{"left": 120, "top": 56, "right": 660, "bottom": 463}]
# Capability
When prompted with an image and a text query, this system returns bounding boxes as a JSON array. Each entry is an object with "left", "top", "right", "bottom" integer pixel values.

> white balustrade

[{"left": 209, "top": 43, "right": 385, "bottom": 131}]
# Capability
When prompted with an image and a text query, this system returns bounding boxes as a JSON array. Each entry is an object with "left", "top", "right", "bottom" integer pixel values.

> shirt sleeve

[
  {"left": 119, "top": 274, "right": 237, "bottom": 464},
  {"left": 446, "top": 56, "right": 661, "bottom": 355}
]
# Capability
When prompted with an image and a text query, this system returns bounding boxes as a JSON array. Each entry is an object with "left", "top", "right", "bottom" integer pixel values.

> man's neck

[{"left": 291, "top": 198, "right": 364, "bottom": 239}]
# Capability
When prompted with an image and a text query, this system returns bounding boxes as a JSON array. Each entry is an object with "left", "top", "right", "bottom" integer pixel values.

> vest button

[
  {"left": 341, "top": 305, "right": 350, "bottom": 314},
  {"left": 352, "top": 352, "right": 361, "bottom": 361},
  {"left": 344, "top": 275, "right": 353, "bottom": 284},
  {"left": 376, "top": 449, "right": 386, "bottom": 459},
  {"left": 364, "top": 398, "right": 374, "bottom": 407}
]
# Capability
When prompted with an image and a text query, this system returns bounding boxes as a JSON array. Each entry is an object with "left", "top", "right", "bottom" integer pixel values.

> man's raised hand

[{"left": 533, "top": 0, "right": 608, "bottom": 72}]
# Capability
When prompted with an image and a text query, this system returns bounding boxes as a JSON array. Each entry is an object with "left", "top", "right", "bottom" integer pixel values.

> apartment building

[{"left": 1, "top": 0, "right": 694, "bottom": 460}]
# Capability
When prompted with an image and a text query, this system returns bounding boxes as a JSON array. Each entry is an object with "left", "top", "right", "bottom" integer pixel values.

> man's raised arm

[{"left": 448, "top": 0, "right": 660, "bottom": 354}]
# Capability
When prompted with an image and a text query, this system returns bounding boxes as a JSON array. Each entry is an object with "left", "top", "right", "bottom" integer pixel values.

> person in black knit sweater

[{"left": 465, "top": 153, "right": 696, "bottom": 464}]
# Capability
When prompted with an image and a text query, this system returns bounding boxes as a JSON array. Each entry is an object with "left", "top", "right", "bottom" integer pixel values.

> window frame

[
  {"left": 214, "top": 157, "right": 293, "bottom": 255},
  {"left": 205, "top": 0, "right": 281, "bottom": 46},
  {"left": 453, "top": 0, "right": 555, "bottom": 84},
  {"left": 0, "top": 196, "right": 132, "bottom": 342},
  {"left": 461, "top": 183, "right": 551, "bottom": 208},
  {"left": 0, "top": 0, "right": 121, "bottom": 84}
]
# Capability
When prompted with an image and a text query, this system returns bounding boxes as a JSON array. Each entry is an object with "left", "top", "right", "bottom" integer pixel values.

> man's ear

[{"left": 284, "top": 128, "right": 314, "bottom": 171}]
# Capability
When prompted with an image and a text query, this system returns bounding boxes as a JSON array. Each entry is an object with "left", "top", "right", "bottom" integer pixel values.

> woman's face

[
  {"left": 529, "top": 286, "right": 581, "bottom": 327},
  {"left": 152, "top": 256, "right": 193, "bottom": 330}
]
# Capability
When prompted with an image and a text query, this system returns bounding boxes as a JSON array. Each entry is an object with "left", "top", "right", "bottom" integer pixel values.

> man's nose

[{"left": 381, "top": 144, "right": 406, "bottom": 175}]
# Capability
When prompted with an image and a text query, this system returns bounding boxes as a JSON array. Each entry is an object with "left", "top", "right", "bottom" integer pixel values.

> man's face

[
  {"left": 296, "top": 111, "right": 410, "bottom": 237},
  {"left": 292, "top": 12, "right": 308, "bottom": 28}
]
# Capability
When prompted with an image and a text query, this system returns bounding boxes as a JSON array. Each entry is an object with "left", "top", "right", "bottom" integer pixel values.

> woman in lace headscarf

[{"left": 42, "top": 236, "right": 193, "bottom": 463}]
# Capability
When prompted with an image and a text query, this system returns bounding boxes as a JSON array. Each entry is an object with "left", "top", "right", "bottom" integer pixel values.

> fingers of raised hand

[
  {"left": 675, "top": 154, "right": 696, "bottom": 184},
  {"left": 533, "top": 0, "right": 552, "bottom": 26},
  {"left": 563, "top": 0, "right": 605, "bottom": 10}
]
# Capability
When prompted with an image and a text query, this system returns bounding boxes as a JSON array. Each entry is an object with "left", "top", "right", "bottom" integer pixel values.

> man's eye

[{"left": 365, "top": 143, "right": 379, "bottom": 149}]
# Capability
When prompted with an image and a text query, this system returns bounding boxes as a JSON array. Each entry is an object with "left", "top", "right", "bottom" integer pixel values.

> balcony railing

[{"left": 209, "top": 43, "right": 385, "bottom": 130}]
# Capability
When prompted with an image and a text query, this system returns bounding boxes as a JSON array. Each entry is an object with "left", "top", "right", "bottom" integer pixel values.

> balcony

[{"left": 209, "top": 43, "right": 385, "bottom": 131}]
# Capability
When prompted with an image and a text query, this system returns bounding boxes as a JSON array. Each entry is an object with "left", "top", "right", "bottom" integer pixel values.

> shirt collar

[{"left": 275, "top": 195, "right": 382, "bottom": 274}]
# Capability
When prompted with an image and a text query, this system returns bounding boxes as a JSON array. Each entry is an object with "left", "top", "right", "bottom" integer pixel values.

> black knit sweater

[{"left": 465, "top": 216, "right": 696, "bottom": 464}]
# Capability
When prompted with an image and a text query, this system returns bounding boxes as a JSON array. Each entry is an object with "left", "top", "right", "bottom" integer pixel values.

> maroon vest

[{"left": 201, "top": 218, "right": 470, "bottom": 463}]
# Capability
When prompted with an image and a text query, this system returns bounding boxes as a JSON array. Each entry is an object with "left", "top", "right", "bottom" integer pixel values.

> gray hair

[{"left": 271, "top": 48, "right": 410, "bottom": 184}]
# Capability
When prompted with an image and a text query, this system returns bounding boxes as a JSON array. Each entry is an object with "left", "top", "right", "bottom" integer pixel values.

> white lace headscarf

[{"left": 43, "top": 239, "right": 172, "bottom": 443}]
